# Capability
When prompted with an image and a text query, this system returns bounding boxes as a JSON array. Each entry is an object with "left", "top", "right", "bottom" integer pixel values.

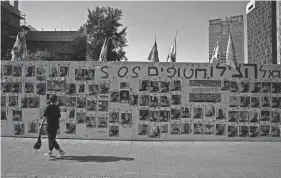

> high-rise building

[
  {"left": 246, "top": 0, "right": 281, "bottom": 64},
  {"left": 209, "top": 15, "right": 244, "bottom": 63}
]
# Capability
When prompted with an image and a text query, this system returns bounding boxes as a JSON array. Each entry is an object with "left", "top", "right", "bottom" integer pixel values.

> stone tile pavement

[{"left": 1, "top": 137, "right": 281, "bottom": 178}]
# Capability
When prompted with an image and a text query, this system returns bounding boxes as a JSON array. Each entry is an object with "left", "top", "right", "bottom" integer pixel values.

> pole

[
  {"left": 174, "top": 30, "right": 178, "bottom": 41},
  {"left": 155, "top": 34, "right": 156, "bottom": 42}
]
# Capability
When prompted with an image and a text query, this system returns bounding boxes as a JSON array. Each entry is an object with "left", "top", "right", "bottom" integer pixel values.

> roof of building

[{"left": 26, "top": 31, "right": 82, "bottom": 42}]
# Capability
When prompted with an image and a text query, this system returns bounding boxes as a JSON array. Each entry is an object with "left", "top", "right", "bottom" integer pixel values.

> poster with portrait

[
  {"left": 2, "top": 65, "right": 13, "bottom": 76},
  {"left": 272, "top": 81, "right": 281, "bottom": 94},
  {"left": 171, "top": 107, "right": 181, "bottom": 120},
  {"left": 139, "top": 108, "right": 149, "bottom": 121},
  {"left": 66, "top": 96, "right": 76, "bottom": 107},
  {"left": 1, "top": 109, "right": 7, "bottom": 121},
  {"left": 221, "top": 80, "right": 230, "bottom": 91},
  {"left": 261, "top": 95, "right": 271, "bottom": 108},
  {"left": 171, "top": 94, "right": 181, "bottom": 106},
  {"left": 36, "top": 65, "right": 46, "bottom": 80},
  {"left": 240, "top": 81, "right": 250, "bottom": 93},
  {"left": 193, "top": 105, "right": 203, "bottom": 119},
  {"left": 171, "top": 78, "right": 182, "bottom": 93},
  {"left": 27, "top": 120, "right": 38, "bottom": 134},
  {"left": 49, "top": 65, "right": 58, "bottom": 78},
  {"left": 251, "top": 95, "right": 260, "bottom": 109},
  {"left": 181, "top": 105, "right": 192, "bottom": 119},
  {"left": 228, "top": 123, "right": 238, "bottom": 137},
  {"left": 215, "top": 105, "right": 227, "bottom": 121},
  {"left": 120, "top": 111, "right": 132, "bottom": 127},
  {"left": 181, "top": 122, "right": 191, "bottom": 134},
  {"left": 85, "top": 68, "right": 95, "bottom": 80},
  {"left": 65, "top": 82, "right": 76, "bottom": 95},
  {"left": 56, "top": 95, "right": 66, "bottom": 107},
  {"left": 87, "top": 98, "right": 97, "bottom": 112},
  {"left": 194, "top": 121, "right": 203, "bottom": 135},
  {"left": 35, "top": 82, "right": 46, "bottom": 95},
  {"left": 75, "top": 68, "right": 86, "bottom": 81},
  {"left": 250, "top": 81, "right": 261, "bottom": 93},
  {"left": 13, "top": 65, "right": 22, "bottom": 77},
  {"left": 204, "top": 122, "right": 214, "bottom": 135},
  {"left": 138, "top": 123, "right": 149, "bottom": 135},
  {"left": 1, "top": 95, "right": 6, "bottom": 107},
  {"left": 249, "top": 110, "right": 260, "bottom": 123},
  {"left": 160, "top": 79, "right": 170, "bottom": 93},
  {"left": 271, "top": 124, "right": 280, "bottom": 137},
  {"left": 271, "top": 110, "right": 281, "bottom": 123},
  {"left": 159, "top": 109, "right": 170, "bottom": 122},
  {"left": 260, "top": 124, "right": 270, "bottom": 136},
  {"left": 86, "top": 113, "right": 96, "bottom": 128},
  {"left": 14, "top": 123, "right": 24, "bottom": 135},
  {"left": 139, "top": 94, "right": 149, "bottom": 107},
  {"left": 139, "top": 79, "right": 150, "bottom": 92},
  {"left": 150, "top": 80, "right": 160, "bottom": 93},
  {"left": 59, "top": 65, "right": 69, "bottom": 77},
  {"left": 11, "top": 81, "right": 22, "bottom": 93},
  {"left": 65, "top": 122, "right": 76, "bottom": 134},
  {"left": 239, "top": 124, "right": 249, "bottom": 137},
  {"left": 110, "top": 89, "right": 119, "bottom": 104},
  {"left": 150, "top": 94, "right": 159, "bottom": 108},
  {"left": 249, "top": 124, "right": 260, "bottom": 137},
  {"left": 205, "top": 105, "right": 215, "bottom": 119},
  {"left": 8, "top": 95, "right": 18, "bottom": 107},
  {"left": 160, "top": 94, "right": 170, "bottom": 108},
  {"left": 98, "top": 95, "right": 109, "bottom": 112},
  {"left": 109, "top": 111, "right": 119, "bottom": 123},
  {"left": 271, "top": 95, "right": 281, "bottom": 109},
  {"left": 229, "top": 95, "right": 240, "bottom": 108},
  {"left": 240, "top": 95, "right": 250, "bottom": 108},
  {"left": 239, "top": 110, "right": 249, "bottom": 123},
  {"left": 99, "top": 82, "right": 110, "bottom": 95},
  {"left": 260, "top": 110, "right": 271, "bottom": 122},
  {"left": 24, "top": 81, "right": 34, "bottom": 94},
  {"left": 76, "top": 109, "right": 86, "bottom": 124},
  {"left": 77, "top": 96, "right": 86, "bottom": 109},
  {"left": 2, "top": 81, "right": 11, "bottom": 93},
  {"left": 67, "top": 108, "right": 76, "bottom": 121},
  {"left": 47, "top": 79, "right": 55, "bottom": 92},
  {"left": 120, "top": 90, "right": 130, "bottom": 104},
  {"left": 262, "top": 81, "right": 271, "bottom": 93},
  {"left": 109, "top": 124, "right": 119, "bottom": 137},
  {"left": 77, "top": 82, "right": 86, "bottom": 94},
  {"left": 119, "top": 80, "right": 130, "bottom": 90},
  {"left": 97, "top": 116, "right": 108, "bottom": 132},
  {"left": 229, "top": 80, "right": 239, "bottom": 93},
  {"left": 25, "top": 65, "right": 35, "bottom": 78},
  {"left": 148, "top": 123, "right": 161, "bottom": 138},
  {"left": 149, "top": 108, "right": 159, "bottom": 122},
  {"left": 228, "top": 110, "right": 238, "bottom": 123},
  {"left": 170, "top": 122, "right": 180, "bottom": 135},
  {"left": 160, "top": 123, "right": 169, "bottom": 134},
  {"left": 215, "top": 123, "right": 226, "bottom": 136},
  {"left": 130, "top": 93, "right": 138, "bottom": 106}
]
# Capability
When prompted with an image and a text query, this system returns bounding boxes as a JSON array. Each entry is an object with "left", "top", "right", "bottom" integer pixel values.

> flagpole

[
  {"left": 155, "top": 34, "right": 156, "bottom": 42},
  {"left": 174, "top": 30, "right": 178, "bottom": 41}
]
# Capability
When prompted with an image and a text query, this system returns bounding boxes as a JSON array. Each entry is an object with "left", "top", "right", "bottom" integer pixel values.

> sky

[{"left": 18, "top": 1, "right": 249, "bottom": 63}]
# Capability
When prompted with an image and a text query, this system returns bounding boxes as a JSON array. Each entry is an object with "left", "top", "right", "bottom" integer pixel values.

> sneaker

[
  {"left": 44, "top": 152, "right": 52, "bottom": 158},
  {"left": 58, "top": 149, "right": 65, "bottom": 157}
]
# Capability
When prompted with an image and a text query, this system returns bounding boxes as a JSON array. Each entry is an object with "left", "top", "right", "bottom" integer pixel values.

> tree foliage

[{"left": 79, "top": 6, "right": 128, "bottom": 61}]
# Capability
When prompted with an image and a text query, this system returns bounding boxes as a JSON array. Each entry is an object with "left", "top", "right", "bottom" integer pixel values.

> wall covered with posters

[{"left": 1, "top": 61, "right": 281, "bottom": 141}]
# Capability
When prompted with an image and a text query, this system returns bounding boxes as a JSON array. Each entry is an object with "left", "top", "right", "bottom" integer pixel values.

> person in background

[{"left": 40, "top": 95, "right": 65, "bottom": 159}]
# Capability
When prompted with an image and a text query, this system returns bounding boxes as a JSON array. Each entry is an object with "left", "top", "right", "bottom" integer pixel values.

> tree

[{"left": 79, "top": 6, "right": 128, "bottom": 61}]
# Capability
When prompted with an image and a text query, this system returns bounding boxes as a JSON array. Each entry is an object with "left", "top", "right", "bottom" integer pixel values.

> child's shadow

[{"left": 56, "top": 156, "right": 134, "bottom": 162}]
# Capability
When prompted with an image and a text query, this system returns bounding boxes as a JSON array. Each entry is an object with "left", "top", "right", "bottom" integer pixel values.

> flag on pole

[
  {"left": 11, "top": 26, "right": 30, "bottom": 61},
  {"left": 167, "top": 30, "right": 178, "bottom": 62},
  {"left": 226, "top": 32, "right": 238, "bottom": 68},
  {"left": 99, "top": 37, "right": 110, "bottom": 62},
  {"left": 167, "top": 40, "right": 176, "bottom": 62},
  {"left": 148, "top": 39, "right": 159, "bottom": 62},
  {"left": 210, "top": 41, "right": 219, "bottom": 63}
]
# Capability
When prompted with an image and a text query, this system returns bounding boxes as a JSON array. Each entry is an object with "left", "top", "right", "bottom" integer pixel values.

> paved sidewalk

[{"left": 1, "top": 137, "right": 281, "bottom": 178}]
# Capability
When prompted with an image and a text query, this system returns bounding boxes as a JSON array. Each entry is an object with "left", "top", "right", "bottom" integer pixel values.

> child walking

[{"left": 40, "top": 94, "right": 65, "bottom": 158}]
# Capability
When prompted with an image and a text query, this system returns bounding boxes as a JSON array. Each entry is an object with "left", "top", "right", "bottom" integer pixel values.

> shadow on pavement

[{"left": 58, "top": 156, "right": 135, "bottom": 162}]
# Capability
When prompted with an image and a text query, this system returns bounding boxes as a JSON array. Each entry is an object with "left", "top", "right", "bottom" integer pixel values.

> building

[
  {"left": 246, "top": 0, "right": 281, "bottom": 64},
  {"left": 209, "top": 15, "right": 244, "bottom": 63},
  {"left": 1, "top": 0, "right": 26, "bottom": 60},
  {"left": 26, "top": 31, "right": 86, "bottom": 61}
]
